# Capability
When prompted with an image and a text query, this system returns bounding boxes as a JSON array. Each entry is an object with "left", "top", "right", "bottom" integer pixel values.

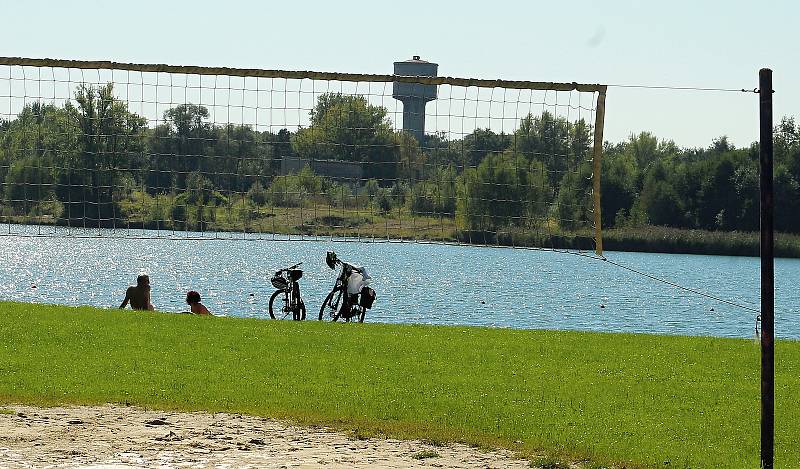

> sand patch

[{"left": 0, "top": 404, "right": 532, "bottom": 468}]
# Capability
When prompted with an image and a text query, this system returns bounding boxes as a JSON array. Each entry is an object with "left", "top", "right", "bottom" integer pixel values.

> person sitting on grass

[
  {"left": 119, "top": 274, "right": 155, "bottom": 311},
  {"left": 186, "top": 290, "right": 212, "bottom": 315}
]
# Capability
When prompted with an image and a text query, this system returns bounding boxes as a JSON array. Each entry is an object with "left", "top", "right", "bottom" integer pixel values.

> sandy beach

[{"left": 0, "top": 405, "right": 534, "bottom": 468}]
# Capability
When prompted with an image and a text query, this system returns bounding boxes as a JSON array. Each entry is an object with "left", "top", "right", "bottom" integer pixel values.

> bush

[
  {"left": 375, "top": 188, "right": 393, "bottom": 214},
  {"left": 30, "top": 194, "right": 64, "bottom": 221},
  {"left": 323, "top": 181, "right": 353, "bottom": 208},
  {"left": 247, "top": 181, "right": 268, "bottom": 206},
  {"left": 268, "top": 166, "right": 323, "bottom": 207}
]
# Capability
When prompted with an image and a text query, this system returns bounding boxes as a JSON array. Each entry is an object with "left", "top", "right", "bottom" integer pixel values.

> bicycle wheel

[
  {"left": 318, "top": 289, "right": 341, "bottom": 321},
  {"left": 268, "top": 290, "right": 290, "bottom": 319}
]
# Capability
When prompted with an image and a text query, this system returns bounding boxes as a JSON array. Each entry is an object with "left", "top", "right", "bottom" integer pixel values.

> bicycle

[
  {"left": 268, "top": 262, "right": 306, "bottom": 320},
  {"left": 318, "top": 251, "right": 376, "bottom": 322}
]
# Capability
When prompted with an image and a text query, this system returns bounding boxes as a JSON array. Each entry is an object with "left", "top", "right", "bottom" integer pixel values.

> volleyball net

[{"left": 0, "top": 57, "right": 606, "bottom": 254}]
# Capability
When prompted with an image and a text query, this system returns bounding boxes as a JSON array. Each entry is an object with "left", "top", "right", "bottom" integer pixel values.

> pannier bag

[
  {"left": 271, "top": 275, "right": 288, "bottom": 290},
  {"left": 359, "top": 287, "right": 376, "bottom": 309}
]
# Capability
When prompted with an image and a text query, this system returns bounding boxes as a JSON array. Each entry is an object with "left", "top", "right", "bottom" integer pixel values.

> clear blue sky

[{"left": 1, "top": 0, "right": 796, "bottom": 148}]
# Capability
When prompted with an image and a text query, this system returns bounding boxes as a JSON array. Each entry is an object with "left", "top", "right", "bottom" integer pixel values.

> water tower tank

[{"left": 392, "top": 56, "right": 438, "bottom": 143}]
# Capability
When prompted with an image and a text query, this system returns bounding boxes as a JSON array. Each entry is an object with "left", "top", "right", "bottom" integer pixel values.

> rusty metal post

[{"left": 759, "top": 67, "right": 774, "bottom": 469}]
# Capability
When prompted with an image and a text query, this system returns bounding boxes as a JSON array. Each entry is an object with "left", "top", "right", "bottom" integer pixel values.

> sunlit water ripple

[{"left": 2, "top": 224, "right": 799, "bottom": 339}]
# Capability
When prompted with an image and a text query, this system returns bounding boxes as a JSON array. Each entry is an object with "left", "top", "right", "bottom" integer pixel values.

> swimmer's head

[{"left": 186, "top": 290, "right": 201, "bottom": 305}]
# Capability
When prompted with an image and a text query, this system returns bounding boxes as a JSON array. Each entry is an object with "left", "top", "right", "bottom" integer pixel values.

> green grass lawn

[{"left": 1, "top": 301, "right": 798, "bottom": 468}]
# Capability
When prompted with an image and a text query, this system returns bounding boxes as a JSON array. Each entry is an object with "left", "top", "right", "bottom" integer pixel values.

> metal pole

[{"left": 759, "top": 68, "right": 774, "bottom": 469}]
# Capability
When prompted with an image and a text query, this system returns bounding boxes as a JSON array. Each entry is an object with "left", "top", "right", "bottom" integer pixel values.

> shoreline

[{"left": 2, "top": 221, "right": 800, "bottom": 258}]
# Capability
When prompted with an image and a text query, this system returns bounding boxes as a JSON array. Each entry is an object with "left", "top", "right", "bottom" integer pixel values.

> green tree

[
  {"left": 627, "top": 131, "right": 659, "bottom": 168},
  {"left": 292, "top": 93, "right": 397, "bottom": 181},
  {"left": 775, "top": 164, "right": 800, "bottom": 232},
  {"left": 513, "top": 112, "right": 591, "bottom": 187},
  {"left": 463, "top": 128, "right": 511, "bottom": 168},
  {"left": 636, "top": 162, "right": 685, "bottom": 227},
  {"left": 554, "top": 162, "right": 592, "bottom": 231},
  {"left": 396, "top": 131, "right": 425, "bottom": 182},
  {"left": 1, "top": 103, "right": 81, "bottom": 215},
  {"left": 731, "top": 159, "right": 759, "bottom": 231},
  {"left": 212, "top": 123, "right": 272, "bottom": 192},
  {"left": 695, "top": 155, "right": 739, "bottom": 230},
  {"left": 66, "top": 83, "right": 148, "bottom": 223},
  {"left": 457, "top": 152, "right": 551, "bottom": 231},
  {"left": 600, "top": 152, "right": 638, "bottom": 228},
  {"left": 148, "top": 104, "right": 216, "bottom": 192},
  {"left": 262, "top": 128, "right": 293, "bottom": 174},
  {"left": 3, "top": 157, "right": 53, "bottom": 214},
  {"left": 422, "top": 132, "right": 462, "bottom": 169},
  {"left": 773, "top": 117, "right": 800, "bottom": 232},
  {"left": 407, "top": 165, "right": 458, "bottom": 217}
]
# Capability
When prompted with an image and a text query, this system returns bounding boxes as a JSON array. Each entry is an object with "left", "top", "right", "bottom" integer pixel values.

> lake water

[{"left": 2, "top": 225, "right": 799, "bottom": 339}]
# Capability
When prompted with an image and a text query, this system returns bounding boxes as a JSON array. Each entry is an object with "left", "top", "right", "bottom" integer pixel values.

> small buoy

[
  {"left": 710, "top": 307, "right": 715, "bottom": 312},
  {"left": 480, "top": 300, "right": 485, "bottom": 304},
  {"left": 249, "top": 293, "right": 254, "bottom": 297},
  {"left": 600, "top": 304, "right": 605, "bottom": 308},
  {"left": 31, "top": 284, "right": 37, "bottom": 289}
]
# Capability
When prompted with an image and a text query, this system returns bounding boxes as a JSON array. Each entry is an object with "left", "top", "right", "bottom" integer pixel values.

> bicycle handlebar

[{"left": 277, "top": 262, "right": 303, "bottom": 272}]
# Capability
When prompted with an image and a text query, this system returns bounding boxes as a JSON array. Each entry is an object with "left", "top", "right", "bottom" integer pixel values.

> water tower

[{"left": 393, "top": 56, "right": 438, "bottom": 143}]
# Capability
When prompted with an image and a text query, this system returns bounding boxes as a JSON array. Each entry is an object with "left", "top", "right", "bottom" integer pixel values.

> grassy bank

[
  {"left": 603, "top": 226, "right": 800, "bottom": 258},
  {"left": 1, "top": 302, "right": 799, "bottom": 468}
]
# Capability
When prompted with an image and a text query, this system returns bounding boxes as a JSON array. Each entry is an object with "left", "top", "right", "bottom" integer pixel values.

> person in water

[
  {"left": 185, "top": 290, "right": 212, "bottom": 315},
  {"left": 119, "top": 274, "right": 155, "bottom": 311}
]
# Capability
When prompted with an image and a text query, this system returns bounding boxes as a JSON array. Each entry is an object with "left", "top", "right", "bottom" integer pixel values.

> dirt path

[{"left": 0, "top": 405, "right": 533, "bottom": 468}]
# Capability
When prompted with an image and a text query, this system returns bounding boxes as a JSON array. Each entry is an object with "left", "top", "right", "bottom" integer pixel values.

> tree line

[
  {"left": 601, "top": 122, "right": 800, "bottom": 233},
  {"left": 1, "top": 82, "right": 798, "bottom": 237}
]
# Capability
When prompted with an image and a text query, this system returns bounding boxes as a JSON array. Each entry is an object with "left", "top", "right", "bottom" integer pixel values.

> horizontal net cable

[{"left": 0, "top": 57, "right": 606, "bottom": 93}]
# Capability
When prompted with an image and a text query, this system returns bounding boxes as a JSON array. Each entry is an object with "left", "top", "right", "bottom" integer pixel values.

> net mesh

[{"left": 0, "top": 58, "right": 605, "bottom": 252}]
